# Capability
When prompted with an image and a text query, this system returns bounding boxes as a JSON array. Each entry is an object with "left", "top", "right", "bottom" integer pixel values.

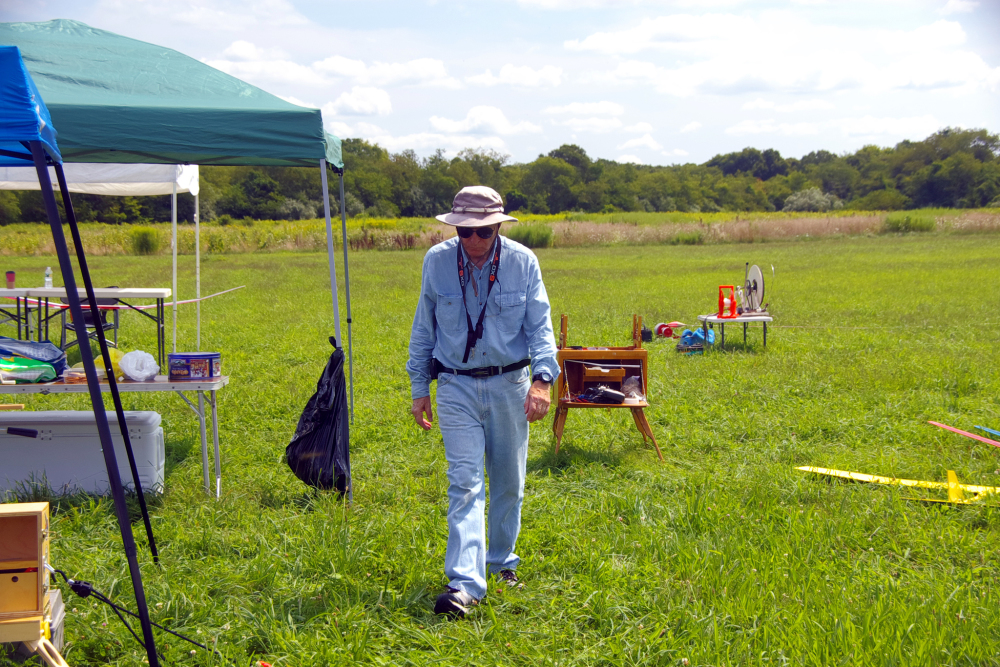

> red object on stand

[{"left": 718, "top": 285, "right": 737, "bottom": 318}]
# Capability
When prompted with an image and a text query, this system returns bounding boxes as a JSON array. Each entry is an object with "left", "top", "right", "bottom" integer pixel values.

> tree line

[{"left": 1, "top": 127, "right": 997, "bottom": 225}]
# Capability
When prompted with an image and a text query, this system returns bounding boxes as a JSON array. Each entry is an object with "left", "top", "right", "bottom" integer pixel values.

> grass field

[{"left": 3, "top": 233, "right": 1000, "bottom": 666}]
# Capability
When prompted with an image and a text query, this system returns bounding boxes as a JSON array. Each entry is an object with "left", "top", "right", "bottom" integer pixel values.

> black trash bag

[
  {"left": 286, "top": 338, "right": 351, "bottom": 496},
  {"left": 0, "top": 336, "right": 67, "bottom": 376}
]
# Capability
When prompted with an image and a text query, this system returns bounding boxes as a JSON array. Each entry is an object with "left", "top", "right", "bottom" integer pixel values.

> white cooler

[{"left": 0, "top": 411, "right": 165, "bottom": 495}]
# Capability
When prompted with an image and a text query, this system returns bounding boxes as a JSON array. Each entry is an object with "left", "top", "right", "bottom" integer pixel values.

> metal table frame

[
  {"left": 698, "top": 314, "right": 773, "bottom": 350},
  {"left": 0, "top": 375, "right": 228, "bottom": 497},
  {"left": 0, "top": 288, "right": 171, "bottom": 368}
]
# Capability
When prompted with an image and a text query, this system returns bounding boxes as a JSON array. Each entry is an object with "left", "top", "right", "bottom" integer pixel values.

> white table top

[
  {"left": 698, "top": 313, "right": 773, "bottom": 323},
  {"left": 0, "top": 287, "right": 172, "bottom": 299},
  {"left": 0, "top": 375, "right": 228, "bottom": 394}
]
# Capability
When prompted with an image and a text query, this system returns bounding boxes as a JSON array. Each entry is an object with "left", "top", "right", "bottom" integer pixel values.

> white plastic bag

[{"left": 119, "top": 350, "right": 159, "bottom": 382}]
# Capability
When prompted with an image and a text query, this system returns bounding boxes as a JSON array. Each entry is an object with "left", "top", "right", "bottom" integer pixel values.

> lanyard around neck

[{"left": 457, "top": 238, "right": 501, "bottom": 364}]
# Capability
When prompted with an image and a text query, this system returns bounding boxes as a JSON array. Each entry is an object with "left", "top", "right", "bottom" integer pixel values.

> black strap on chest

[{"left": 457, "top": 238, "right": 501, "bottom": 363}]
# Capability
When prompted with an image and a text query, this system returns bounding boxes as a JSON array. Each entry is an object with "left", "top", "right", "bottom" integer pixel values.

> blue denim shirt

[{"left": 407, "top": 235, "right": 559, "bottom": 400}]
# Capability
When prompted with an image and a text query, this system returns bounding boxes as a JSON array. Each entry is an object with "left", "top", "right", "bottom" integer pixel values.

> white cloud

[
  {"left": 467, "top": 64, "right": 563, "bottom": 87},
  {"left": 617, "top": 133, "right": 662, "bottom": 150},
  {"left": 833, "top": 114, "right": 941, "bottom": 138},
  {"left": 325, "top": 87, "right": 393, "bottom": 116},
  {"left": 557, "top": 117, "right": 624, "bottom": 132},
  {"left": 543, "top": 101, "right": 625, "bottom": 115},
  {"left": 205, "top": 57, "right": 326, "bottom": 87},
  {"left": 663, "top": 148, "right": 689, "bottom": 157},
  {"left": 222, "top": 40, "right": 287, "bottom": 61},
  {"left": 617, "top": 154, "right": 644, "bottom": 164},
  {"left": 625, "top": 122, "right": 653, "bottom": 132},
  {"left": 576, "top": 13, "right": 1000, "bottom": 97},
  {"left": 430, "top": 106, "right": 542, "bottom": 135},
  {"left": 724, "top": 114, "right": 941, "bottom": 139},
  {"left": 314, "top": 56, "right": 460, "bottom": 87},
  {"left": 312, "top": 55, "right": 368, "bottom": 79},
  {"left": 97, "top": 0, "right": 311, "bottom": 31},
  {"left": 514, "top": 0, "right": 745, "bottom": 8},
  {"left": 938, "top": 0, "right": 978, "bottom": 15},
  {"left": 323, "top": 118, "right": 508, "bottom": 153},
  {"left": 742, "top": 98, "right": 835, "bottom": 112},
  {"left": 210, "top": 45, "right": 461, "bottom": 90},
  {"left": 680, "top": 121, "right": 701, "bottom": 132},
  {"left": 725, "top": 119, "right": 821, "bottom": 136}
]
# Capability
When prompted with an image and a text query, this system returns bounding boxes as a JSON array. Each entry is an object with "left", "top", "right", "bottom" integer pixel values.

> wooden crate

[{"left": 0, "top": 502, "right": 49, "bottom": 621}]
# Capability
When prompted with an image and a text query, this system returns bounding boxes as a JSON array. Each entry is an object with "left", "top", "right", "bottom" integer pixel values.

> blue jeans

[{"left": 435, "top": 366, "right": 531, "bottom": 600}]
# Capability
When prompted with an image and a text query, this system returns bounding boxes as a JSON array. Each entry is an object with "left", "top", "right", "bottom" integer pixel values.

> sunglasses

[{"left": 457, "top": 226, "right": 497, "bottom": 240}]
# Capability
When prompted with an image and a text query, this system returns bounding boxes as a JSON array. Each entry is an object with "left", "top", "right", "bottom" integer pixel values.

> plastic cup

[{"left": 5, "top": 271, "right": 13, "bottom": 289}]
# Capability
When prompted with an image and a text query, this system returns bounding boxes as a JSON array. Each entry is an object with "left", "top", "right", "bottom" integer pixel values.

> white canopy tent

[{"left": 0, "top": 163, "right": 203, "bottom": 352}]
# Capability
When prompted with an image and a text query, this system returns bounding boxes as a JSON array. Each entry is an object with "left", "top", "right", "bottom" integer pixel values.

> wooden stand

[
  {"left": 552, "top": 315, "right": 662, "bottom": 460},
  {"left": 0, "top": 502, "right": 51, "bottom": 645}
]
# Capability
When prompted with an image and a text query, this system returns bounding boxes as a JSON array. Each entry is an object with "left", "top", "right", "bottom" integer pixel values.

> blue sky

[{"left": 4, "top": 0, "right": 999, "bottom": 165}]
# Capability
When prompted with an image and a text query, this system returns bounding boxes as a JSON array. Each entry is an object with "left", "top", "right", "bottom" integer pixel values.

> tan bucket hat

[{"left": 435, "top": 185, "right": 518, "bottom": 227}]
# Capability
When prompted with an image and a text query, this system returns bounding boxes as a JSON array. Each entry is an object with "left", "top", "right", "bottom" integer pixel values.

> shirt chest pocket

[
  {"left": 494, "top": 291, "right": 526, "bottom": 332},
  {"left": 436, "top": 293, "right": 465, "bottom": 332}
]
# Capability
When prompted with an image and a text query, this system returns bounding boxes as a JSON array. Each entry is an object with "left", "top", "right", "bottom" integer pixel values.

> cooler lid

[{"left": 0, "top": 411, "right": 161, "bottom": 429}]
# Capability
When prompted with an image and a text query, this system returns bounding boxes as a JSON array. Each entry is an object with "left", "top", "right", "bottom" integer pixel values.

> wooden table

[
  {"left": 0, "top": 375, "right": 228, "bottom": 497},
  {"left": 552, "top": 315, "right": 662, "bottom": 460},
  {"left": 0, "top": 287, "right": 171, "bottom": 367},
  {"left": 698, "top": 313, "right": 773, "bottom": 350}
]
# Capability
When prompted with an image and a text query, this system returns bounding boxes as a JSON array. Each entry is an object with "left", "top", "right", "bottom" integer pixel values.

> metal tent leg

[{"left": 339, "top": 172, "right": 355, "bottom": 423}]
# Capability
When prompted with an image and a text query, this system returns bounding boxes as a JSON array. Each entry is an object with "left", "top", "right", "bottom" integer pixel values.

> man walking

[{"left": 407, "top": 185, "right": 559, "bottom": 618}]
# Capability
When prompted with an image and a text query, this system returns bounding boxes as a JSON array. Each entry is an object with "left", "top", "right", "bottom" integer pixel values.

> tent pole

[
  {"left": 31, "top": 141, "right": 160, "bottom": 667},
  {"left": 320, "top": 159, "right": 342, "bottom": 346},
  {"left": 339, "top": 172, "right": 354, "bottom": 423},
  {"left": 195, "top": 192, "right": 201, "bottom": 351},
  {"left": 172, "top": 182, "right": 177, "bottom": 354}
]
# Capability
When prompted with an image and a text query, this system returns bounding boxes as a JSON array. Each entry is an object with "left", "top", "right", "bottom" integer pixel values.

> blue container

[{"left": 168, "top": 352, "right": 221, "bottom": 380}]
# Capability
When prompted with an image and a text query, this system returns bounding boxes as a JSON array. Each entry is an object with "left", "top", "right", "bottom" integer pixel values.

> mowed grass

[{"left": 2, "top": 233, "right": 1000, "bottom": 666}]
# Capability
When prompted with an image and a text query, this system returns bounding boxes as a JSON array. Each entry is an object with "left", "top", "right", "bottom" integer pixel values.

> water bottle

[{"left": 44, "top": 266, "right": 53, "bottom": 288}]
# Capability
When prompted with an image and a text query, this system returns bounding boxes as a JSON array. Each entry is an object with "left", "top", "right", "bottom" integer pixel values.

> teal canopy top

[
  {"left": 0, "top": 19, "right": 342, "bottom": 169},
  {"left": 0, "top": 45, "right": 61, "bottom": 166}
]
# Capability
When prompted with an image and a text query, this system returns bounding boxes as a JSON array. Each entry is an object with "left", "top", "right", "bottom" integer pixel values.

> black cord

[
  {"left": 94, "top": 592, "right": 211, "bottom": 653},
  {"left": 92, "top": 590, "right": 150, "bottom": 654},
  {"left": 53, "top": 573, "right": 231, "bottom": 662}
]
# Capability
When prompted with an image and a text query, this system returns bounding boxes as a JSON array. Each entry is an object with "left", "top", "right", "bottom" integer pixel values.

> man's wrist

[{"left": 532, "top": 371, "right": 553, "bottom": 386}]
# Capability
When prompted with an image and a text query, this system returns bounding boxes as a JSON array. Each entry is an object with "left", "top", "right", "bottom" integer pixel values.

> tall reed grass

[{"left": 1, "top": 210, "right": 997, "bottom": 256}]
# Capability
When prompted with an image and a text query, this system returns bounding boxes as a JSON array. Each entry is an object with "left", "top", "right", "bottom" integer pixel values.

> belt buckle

[{"left": 470, "top": 367, "right": 492, "bottom": 378}]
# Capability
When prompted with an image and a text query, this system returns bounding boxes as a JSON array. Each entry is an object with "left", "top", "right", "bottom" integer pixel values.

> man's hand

[
  {"left": 412, "top": 396, "right": 434, "bottom": 430},
  {"left": 524, "top": 381, "right": 551, "bottom": 423}
]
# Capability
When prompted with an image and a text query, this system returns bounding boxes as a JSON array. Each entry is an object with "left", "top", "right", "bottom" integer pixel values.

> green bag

[{"left": 0, "top": 355, "right": 58, "bottom": 383}]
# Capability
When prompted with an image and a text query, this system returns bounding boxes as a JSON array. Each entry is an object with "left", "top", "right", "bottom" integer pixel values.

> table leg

[
  {"left": 198, "top": 391, "right": 210, "bottom": 494},
  {"left": 157, "top": 299, "right": 165, "bottom": 369},
  {"left": 720, "top": 323, "right": 725, "bottom": 349},
  {"left": 552, "top": 405, "right": 568, "bottom": 456},
  {"left": 763, "top": 322, "right": 767, "bottom": 348},
  {"left": 211, "top": 389, "right": 221, "bottom": 499},
  {"left": 631, "top": 408, "right": 662, "bottom": 461},
  {"left": 630, "top": 408, "right": 648, "bottom": 443},
  {"left": 743, "top": 322, "right": 747, "bottom": 345}
]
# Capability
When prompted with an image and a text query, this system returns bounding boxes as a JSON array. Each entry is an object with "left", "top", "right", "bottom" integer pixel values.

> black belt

[{"left": 434, "top": 358, "right": 530, "bottom": 379}]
